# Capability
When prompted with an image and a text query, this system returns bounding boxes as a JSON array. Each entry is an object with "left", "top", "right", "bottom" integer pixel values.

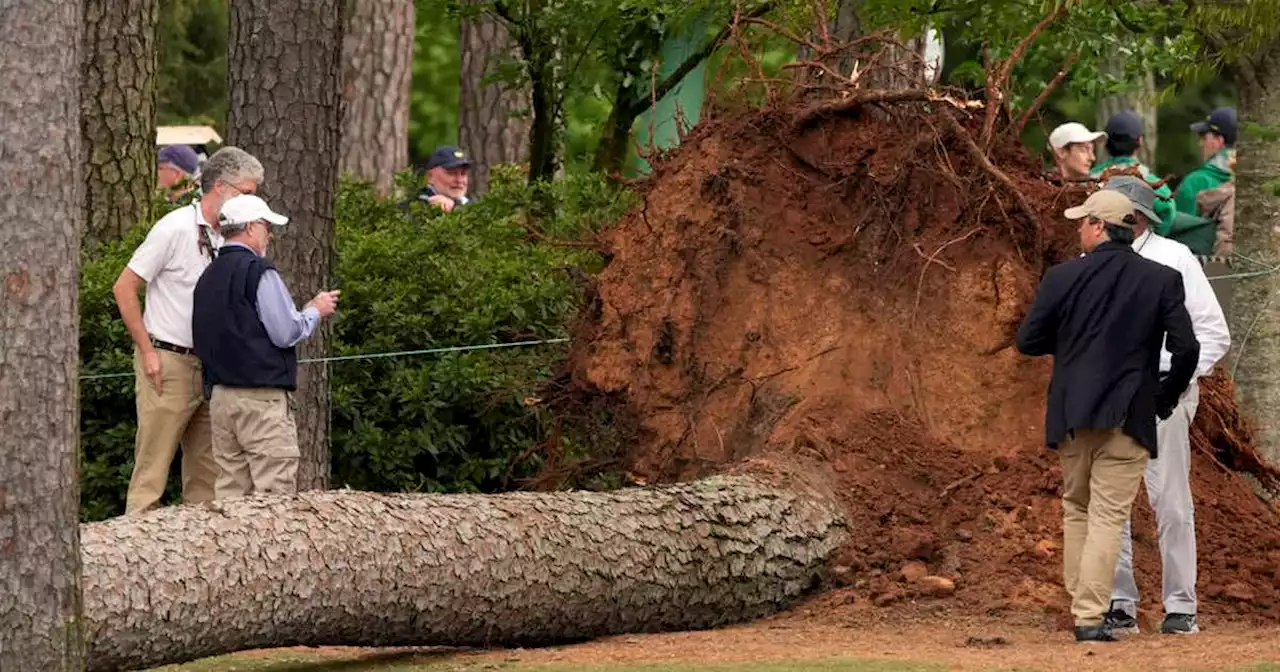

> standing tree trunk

[
  {"left": 81, "top": 0, "right": 159, "bottom": 246},
  {"left": 0, "top": 0, "right": 85, "bottom": 668},
  {"left": 81, "top": 477, "right": 847, "bottom": 671},
  {"left": 797, "top": 0, "right": 860, "bottom": 84},
  {"left": 459, "top": 7, "right": 531, "bottom": 195},
  {"left": 1095, "top": 48, "right": 1158, "bottom": 170},
  {"left": 227, "top": 0, "right": 343, "bottom": 489},
  {"left": 1228, "top": 38, "right": 1280, "bottom": 464},
  {"left": 340, "top": 0, "right": 413, "bottom": 196}
]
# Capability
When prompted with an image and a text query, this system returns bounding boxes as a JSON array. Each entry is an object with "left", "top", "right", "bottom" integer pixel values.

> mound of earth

[{"left": 567, "top": 100, "right": 1280, "bottom": 626}]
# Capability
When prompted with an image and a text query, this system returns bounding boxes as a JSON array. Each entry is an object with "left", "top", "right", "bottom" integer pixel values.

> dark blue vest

[{"left": 193, "top": 245, "right": 298, "bottom": 391}]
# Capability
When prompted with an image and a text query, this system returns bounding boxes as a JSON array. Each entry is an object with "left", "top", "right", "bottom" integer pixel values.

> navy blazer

[{"left": 1016, "top": 241, "right": 1199, "bottom": 457}]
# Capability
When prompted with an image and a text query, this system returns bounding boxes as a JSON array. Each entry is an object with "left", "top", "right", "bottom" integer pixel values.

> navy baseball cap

[
  {"left": 1191, "top": 107, "right": 1237, "bottom": 145},
  {"left": 158, "top": 145, "right": 200, "bottom": 175},
  {"left": 1105, "top": 111, "right": 1144, "bottom": 139},
  {"left": 425, "top": 145, "right": 471, "bottom": 170}
]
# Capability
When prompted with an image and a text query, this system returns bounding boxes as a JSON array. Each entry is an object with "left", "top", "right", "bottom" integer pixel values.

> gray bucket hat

[{"left": 1103, "top": 175, "right": 1161, "bottom": 225}]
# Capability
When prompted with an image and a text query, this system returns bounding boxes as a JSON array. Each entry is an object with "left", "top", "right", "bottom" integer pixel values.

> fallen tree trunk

[{"left": 82, "top": 475, "right": 848, "bottom": 671}]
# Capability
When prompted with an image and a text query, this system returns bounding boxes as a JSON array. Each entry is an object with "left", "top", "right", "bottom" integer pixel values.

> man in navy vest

[{"left": 192, "top": 195, "right": 340, "bottom": 499}]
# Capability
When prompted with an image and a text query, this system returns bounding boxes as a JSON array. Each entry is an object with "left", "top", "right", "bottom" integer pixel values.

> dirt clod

[
  {"left": 901, "top": 561, "right": 929, "bottom": 583},
  {"left": 919, "top": 576, "right": 957, "bottom": 597}
]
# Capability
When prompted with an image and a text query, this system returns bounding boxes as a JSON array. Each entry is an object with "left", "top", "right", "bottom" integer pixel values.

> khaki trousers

[
  {"left": 209, "top": 385, "right": 299, "bottom": 499},
  {"left": 126, "top": 348, "right": 217, "bottom": 514},
  {"left": 1059, "top": 427, "right": 1149, "bottom": 627}
]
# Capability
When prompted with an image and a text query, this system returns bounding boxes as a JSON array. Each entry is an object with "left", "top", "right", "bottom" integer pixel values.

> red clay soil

[{"left": 566, "top": 101, "right": 1280, "bottom": 628}]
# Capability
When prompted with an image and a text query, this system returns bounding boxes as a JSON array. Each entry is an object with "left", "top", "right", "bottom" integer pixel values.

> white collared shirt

[
  {"left": 126, "top": 202, "right": 224, "bottom": 348},
  {"left": 1131, "top": 229, "right": 1231, "bottom": 377}
]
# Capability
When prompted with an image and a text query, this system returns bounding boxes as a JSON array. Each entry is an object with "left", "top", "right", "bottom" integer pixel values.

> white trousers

[{"left": 1111, "top": 381, "right": 1199, "bottom": 617}]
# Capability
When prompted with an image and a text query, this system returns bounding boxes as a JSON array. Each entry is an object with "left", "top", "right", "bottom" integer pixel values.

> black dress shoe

[{"left": 1074, "top": 625, "right": 1118, "bottom": 642}]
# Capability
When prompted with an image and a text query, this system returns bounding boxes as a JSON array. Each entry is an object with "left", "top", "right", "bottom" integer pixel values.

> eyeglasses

[{"left": 219, "top": 181, "right": 256, "bottom": 196}]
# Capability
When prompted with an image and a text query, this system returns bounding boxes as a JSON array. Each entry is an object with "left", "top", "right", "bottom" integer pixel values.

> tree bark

[
  {"left": 340, "top": 0, "right": 413, "bottom": 196},
  {"left": 1228, "top": 38, "right": 1280, "bottom": 464},
  {"left": 0, "top": 0, "right": 85, "bottom": 668},
  {"left": 82, "top": 476, "right": 847, "bottom": 671},
  {"left": 227, "top": 0, "right": 343, "bottom": 489},
  {"left": 1095, "top": 48, "right": 1158, "bottom": 170},
  {"left": 797, "top": 0, "right": 860, "bottom": 84},
  {"left": 81, "top": 0, "right": 158, "bottom": 246},
  {"left": 526, "top": 61, "right": 559, "bottom": 184},
  {"left": 459, "top": 7, "right": 531, "bottom": 195}
]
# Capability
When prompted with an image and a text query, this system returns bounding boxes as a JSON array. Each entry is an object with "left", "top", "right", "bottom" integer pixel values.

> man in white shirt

[
  {"left": 112, "top": 146, "right": 267, "bottom": 514},
  {"left": 1102, "top": 175, "right": 1232, "bottom": 635}
]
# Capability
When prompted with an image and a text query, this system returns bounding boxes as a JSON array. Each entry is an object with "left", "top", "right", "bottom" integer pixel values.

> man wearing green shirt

[
  {"left": 1176, "top": 107, "right": 1236, "bottom": 216},
  {"left": 1091, "top": 111, "right": 1176, "bottom": 233},
  {"left": 1162, "top": 107, "right": 1237, "bottom": 256}
]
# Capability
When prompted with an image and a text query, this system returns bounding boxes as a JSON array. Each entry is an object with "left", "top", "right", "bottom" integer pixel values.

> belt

[{"left": 150, "top": 337, "right": 196, "bottom": 357}]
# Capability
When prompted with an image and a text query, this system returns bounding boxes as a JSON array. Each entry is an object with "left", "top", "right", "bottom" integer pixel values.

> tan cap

[{"left": 1063, "top": 190, "right": 1135, "bottom": 227}]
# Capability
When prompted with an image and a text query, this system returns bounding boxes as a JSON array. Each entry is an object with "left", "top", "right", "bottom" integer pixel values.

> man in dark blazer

[{"left": 1016, "top": 189, "right": 1200, "bottom": 643}]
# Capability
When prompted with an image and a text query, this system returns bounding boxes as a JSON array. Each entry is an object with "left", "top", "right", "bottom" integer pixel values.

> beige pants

[
  {"left": 126, "top": 348, "right": 217, "bottom": 514},
  {"left": 1059, "top": 427, "right": 1150, "bottom": 626},
  {"left": 209, "top": 385, "right": 299, "bottom": 499}
]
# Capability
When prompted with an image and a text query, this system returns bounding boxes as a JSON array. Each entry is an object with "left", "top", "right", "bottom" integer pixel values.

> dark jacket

[
  {"left": 1016, "top": 242, "right": 1199, "bottom": 457},
  {"left": 193, "top": 245, "right": 298, "bottom": 392}
]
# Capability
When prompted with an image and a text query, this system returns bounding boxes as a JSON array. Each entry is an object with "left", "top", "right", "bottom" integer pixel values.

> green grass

[{"left": 154, "top": 653, "right": 947, "bottom": 672}]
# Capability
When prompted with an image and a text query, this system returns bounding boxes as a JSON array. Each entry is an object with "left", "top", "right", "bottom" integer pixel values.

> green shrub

[{"left": 77, "top": 168, "right": 633, "bottom": 520}]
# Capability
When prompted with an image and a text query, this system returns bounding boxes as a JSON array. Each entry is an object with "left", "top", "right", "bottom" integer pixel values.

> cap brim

[
  {"left": 1190, "top": 121, "right": 1212, "bottom": 133},
  {"left": 1133, "top": 204, "right": 1160, "bottom": 224},
  {"left": 262, "top": 212, "right": 289, "bottom": 226},
  {"left": 1052, "top": 131, "right": 1107, "bottom": 148},
  {"left": 1063, "top": 205, "right": 1091, "bottom": 220}
]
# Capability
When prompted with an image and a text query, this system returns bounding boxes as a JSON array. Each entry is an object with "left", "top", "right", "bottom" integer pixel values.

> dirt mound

[{"left": 568, "top": 100, "right": 1280, "bottom": 625}]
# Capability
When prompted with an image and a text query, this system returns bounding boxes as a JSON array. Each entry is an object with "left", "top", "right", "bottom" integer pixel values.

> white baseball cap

[
  {"left": 219, "top": 194, "right": 289, "bottom": 227},
  {"left": 1048, "top": 122, "right": 1106, "bottom": 149}
]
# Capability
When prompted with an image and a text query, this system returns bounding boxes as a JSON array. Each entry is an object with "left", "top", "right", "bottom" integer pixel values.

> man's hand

[
  {"left": 142, "top": 349, "right": 163, "bottom": 394},
  {"left": 426, "top": 194, "right": 455, "bottom": 213},
  {"left": 307, "top": 290, "right": 341, "bottom": 318}
]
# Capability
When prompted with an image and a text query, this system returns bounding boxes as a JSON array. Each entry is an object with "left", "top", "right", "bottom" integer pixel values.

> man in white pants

[{"left": 1102, "top": 176, "right": 1231, "bottom": 635}]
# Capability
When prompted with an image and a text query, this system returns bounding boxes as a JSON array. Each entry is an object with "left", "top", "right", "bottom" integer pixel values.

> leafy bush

[{"left": 77, "top": 168, "right": 633, "bottom": 520}]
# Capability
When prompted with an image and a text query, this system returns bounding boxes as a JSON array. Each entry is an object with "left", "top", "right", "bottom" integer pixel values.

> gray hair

[
  {"left": 200, "top": 146, "right": 265, "bottom": 194},
  {"left": 218, "top": 219, "right": 252, "bottom": 237}
]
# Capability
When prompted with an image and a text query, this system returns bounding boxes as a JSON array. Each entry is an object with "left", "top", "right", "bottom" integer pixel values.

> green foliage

[
  {"left": 410, "top": 0, "right": 461, "bottom": 165},
  {"left": 77, "top": 170, "right": 632, "bottom": 520},
  {"left": 156, "top": 0, "right": 228, "bottom": 126}
]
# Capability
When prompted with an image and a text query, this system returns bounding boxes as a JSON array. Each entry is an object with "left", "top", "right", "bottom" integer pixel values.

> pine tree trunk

[
  {"left": 1095, "top": 49, "right": 1158, "bottom": 170},
  {"left": 459, "top": 7, "right": 531, "bottom": 196},
  {"left": 227, "top": 0, "right": 343, "bottom": 490},
  {"left": 81, "top": 0, "right": 158, "bottom": 245},
  {"left": 0, "top": 1, "right": 86, "bottom": 668},
  {"left": 81, "top": 477, "right": 847, "bottom": 671},
  {"left": 797, "top": 0, "right": 860, "bottom": 85},
  {"left": 1228, "top": 39, "right": 1280, "bottom": 464},
  {"left": 340, "top": 0, "right": 413, "bottom": 196}
]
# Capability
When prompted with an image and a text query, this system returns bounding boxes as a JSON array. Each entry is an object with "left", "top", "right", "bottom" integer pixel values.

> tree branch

[
  {"left": 981, "top": 4, "right": 1067, "bottom": 148},
  {"left": 1010, "top": 52, "right": 1079, "bottom": 139},
  {"left": 940, "top": 113, "right": 1043, "bottom": 269},
  {"left": 623, "top": 2, "right": 777, "bottom": 118},
  {"left": 793, "top": 89, "right": 941, "bottom": 128},
  {"left": 556, "top": 17, "right": 609, "bottom": 110},
  {"left": 1113, "top": 6, "right": 1147, "bottom": 34}
]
